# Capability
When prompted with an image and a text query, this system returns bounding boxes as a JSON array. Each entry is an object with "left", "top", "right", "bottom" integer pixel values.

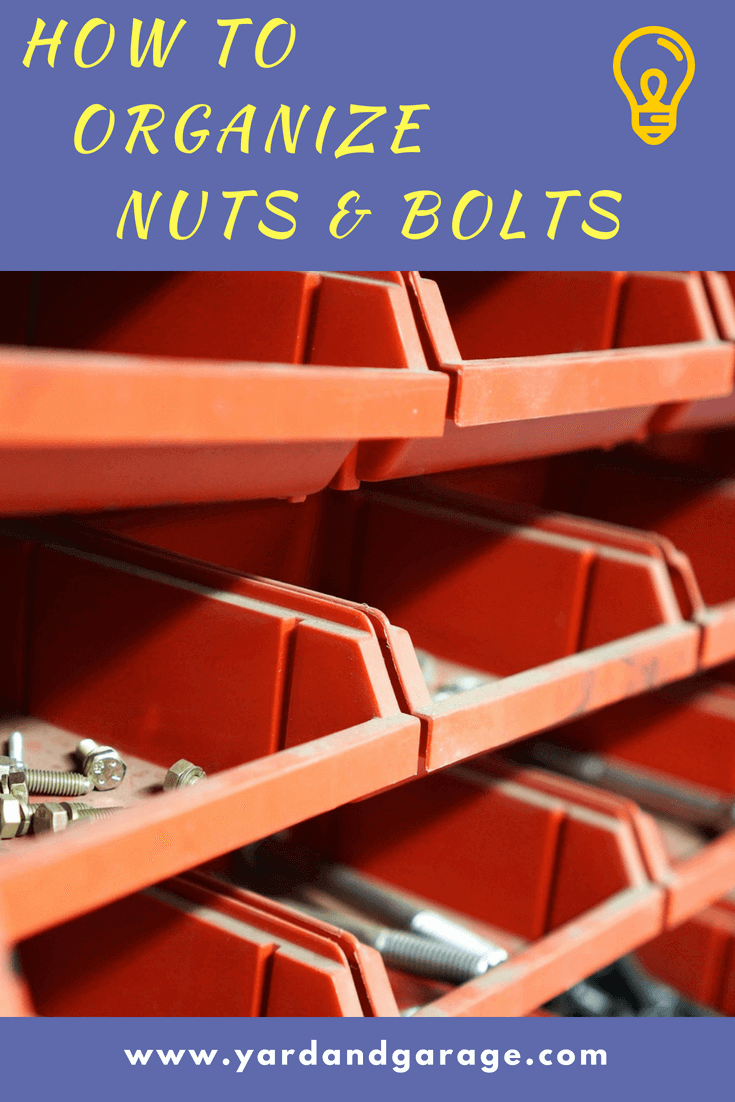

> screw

[
  {"left": 76, "top": 738, "right": 127, "bottom": 791},
  {"left": 25, "top": 769, "right": 92, "bottom": 797},
  {"left": 163, "top": 759, "right": 206, "bottom": 790},
  {"left": 7, "top": 732, "right": 24, "bottom": 769},
  {"left": 318, "top": 864, "right": 508, "bottom": 966},
  {"left": 283, "top": 901, "right": 497, "bottom": 984}
]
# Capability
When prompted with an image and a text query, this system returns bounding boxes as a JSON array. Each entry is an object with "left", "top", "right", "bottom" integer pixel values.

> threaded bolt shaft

[
  {"left": 76, "top": 806, "right": 121, "bottom": 821},
  {"left": 288, "top": 903, "right": 495, "bottom": 984},
  {"left": 371, "top": 927, "right": 492, "bottom": 984},
  {"left": 26, "top": 769, "right": 92, "bottom": 797},
  {"left": 61, "top": 802, "right": 123, "bottom": 823}
]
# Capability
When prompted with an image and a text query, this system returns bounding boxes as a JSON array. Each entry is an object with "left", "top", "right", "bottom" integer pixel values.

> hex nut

[
  {"left": 33, "top": 802, "right": 69, "bottom": 834},
  {"left": 0, "top": 795, "right": 33, "bottom": 839},
  {"left": 7, "top": 769, "right": 29, "bottom": 804},
  {"left": 163, "top": 759, "right": 207, "bottom": 791},
  {"left": 80, "top": 747, "right": 126, "bottom": 791},
  {"left": 0, "top": 756, "right": 12, "bottom": 794}
]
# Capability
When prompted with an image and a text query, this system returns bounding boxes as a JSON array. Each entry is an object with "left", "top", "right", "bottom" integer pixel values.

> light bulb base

[{"left": 631, "top": 106, "right": 678, "bottom": 145}]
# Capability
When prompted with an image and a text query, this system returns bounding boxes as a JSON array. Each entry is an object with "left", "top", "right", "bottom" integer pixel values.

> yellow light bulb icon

[{"left": 613, "top": 26, "right": 695, "bottom": 145}]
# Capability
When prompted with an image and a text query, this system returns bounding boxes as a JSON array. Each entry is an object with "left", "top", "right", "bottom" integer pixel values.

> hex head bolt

[
  {"left": 76, "top": 738, "right": 127, "bottom": 791},
  {"left": 318, "top": 864, "right": 508, "bottom": 967},
  {"left": 163, "top": 759, "right": 206, "bottom": 790},
  {"left": 33, "top": 802, "right": 124, "bottom": 833}
]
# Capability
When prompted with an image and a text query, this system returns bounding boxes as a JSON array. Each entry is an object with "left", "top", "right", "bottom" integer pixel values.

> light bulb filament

[{"left": 640, "top": 68, "right": 667, "bottom": 107}]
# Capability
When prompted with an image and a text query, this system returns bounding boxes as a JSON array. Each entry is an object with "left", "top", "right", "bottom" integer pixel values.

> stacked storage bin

[{"left": 1, "top": 270, "right": 735, "bottom": 1016}]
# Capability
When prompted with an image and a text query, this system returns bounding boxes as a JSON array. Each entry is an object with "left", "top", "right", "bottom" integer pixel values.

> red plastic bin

[
  {"left": 652, "top": 271, "right": 735, "bottom": 434},
  {"left": 18, "top": 873, "right": 400, "bottom": 1017},
  {"left": 354, "top": 271, "right": 734, "bottom": 480},
  {"left": 535, "top": 677, "right": 735, "bottom": 927},
  {"left": 0, "top": 271, "right": 448, "bottom": 513},
  {"left": 289, "top": 763, "right": 664, "bottom": 1016},
  {"left": 543, "top": 458, "right": 735, "bottom": 668},
  {"left": 315, "top": 487, "right": 700, "bottom": 770},
  {"left": 0, "top": 519, "right": 421, "bottom": 942},
  {"left": 77, "top": 485, "right": 703, "bottom": 773}
]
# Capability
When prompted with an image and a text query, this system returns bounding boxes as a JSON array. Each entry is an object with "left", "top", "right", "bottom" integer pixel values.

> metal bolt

[
  {"left": 7, "top": 732, "right": 24, "bottom": 769},
  {"left": 33, "top": 801, "right": 124, "bottom": 833},
  {"left": 26, "top": 769, "right": 92, "bottom": 797},
  {"left": 318, "top": 864, "right": 508, "bottom": 966},
  {"left": 76, "top": 738, "right": 127, "bottom": 791},
  {"left": 0, "top": 795, "right": 33, "bottom": 839},
  {"left": 285, "top": 901, "right": 497, "bottom": 984},
  {"left": 529, "top": 741, "right": 735, "bottom": 833},
  {"left": 163, "top": 759, "right": 206, "bottom": 790}
]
